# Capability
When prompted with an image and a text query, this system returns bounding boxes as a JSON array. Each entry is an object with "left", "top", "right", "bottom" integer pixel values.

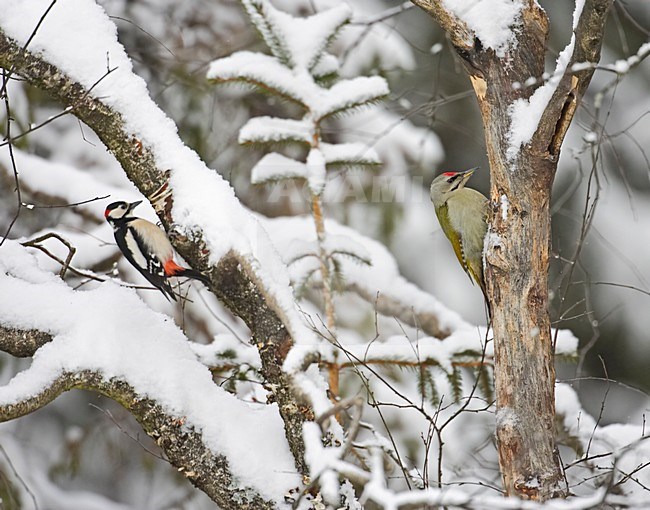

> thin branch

[
  {"left": 0, "top": 443, "right": 39, "bottom": 510},
  {"left": 350, "top": 2, "right": 414, "bottom": 26},
  {"left": 0, "top": 69, "right": 21, "bottom": 246},
  {"left": 22, "top": 194, "right": 110, "bottom": 209},
  {"left": 347, "top": 283, "right": 452, "bottom": 339}
]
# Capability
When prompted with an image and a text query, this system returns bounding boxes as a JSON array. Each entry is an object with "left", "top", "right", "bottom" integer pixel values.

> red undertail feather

[
  {"left": 163, "top": 259, "right": 211, "bottom": 286},
  {"left": 163, "top": 259, "right": 185, "bottom": 276}
]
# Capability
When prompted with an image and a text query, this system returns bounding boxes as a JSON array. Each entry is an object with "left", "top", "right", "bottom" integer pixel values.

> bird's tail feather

[{"left": 177, "top": 268, "right": 211, "bottom": 286}]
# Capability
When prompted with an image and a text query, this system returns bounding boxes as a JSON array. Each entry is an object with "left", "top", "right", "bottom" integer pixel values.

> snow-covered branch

[
  {"left": 0, "top": 366, "right": 280, "bottom": 509},
  {"left": 0, "top": 241, "right": 298, "bottom": 508},
  {"left": 0, "top": 7, "right": 312, "bottom": 473},
  {"left": 0, "top": 326, "right": 51, "bottom": 358},
  {"left": 409, "top": 0, "right": 474, "bottom": 53},
  {"left": 534, "top": 0, "right": 613, "bottom": 159}
]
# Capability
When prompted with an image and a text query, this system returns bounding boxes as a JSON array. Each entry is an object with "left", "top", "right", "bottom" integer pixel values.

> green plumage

[{"left": 430, "top": 170, "right": 489, "bottom": 302}]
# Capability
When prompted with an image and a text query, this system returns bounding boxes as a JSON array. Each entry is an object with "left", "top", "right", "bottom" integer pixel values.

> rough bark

[
  {"left": 0, "top": 326, "right": 278, "bottom": 509},
  {"left": 413, "top": 0, "right": 612, "bottom": 500},
  {"left": 0, "top": 29, "right": 308, "bottom": 475}
]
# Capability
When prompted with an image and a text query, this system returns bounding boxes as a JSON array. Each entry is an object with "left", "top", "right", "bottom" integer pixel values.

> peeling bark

[{"left": 413, "top": 0, "right": 612, "bottom": 500}]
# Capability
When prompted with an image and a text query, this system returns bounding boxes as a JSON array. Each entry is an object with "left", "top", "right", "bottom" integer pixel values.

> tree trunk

[{"left": 412, "top": 0, "right": 612, "bottom": 500}]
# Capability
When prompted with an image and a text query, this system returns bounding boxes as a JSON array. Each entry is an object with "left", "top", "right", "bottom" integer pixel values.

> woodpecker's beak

[
  {"left": 461, "top": 167, "right": 478, "bottom": 177},
  {"left": 457, "top": 167, "right": 478, "bottom": 187},
  {"left": 127, "top": 200, "right": 143, "bottom": 213}
]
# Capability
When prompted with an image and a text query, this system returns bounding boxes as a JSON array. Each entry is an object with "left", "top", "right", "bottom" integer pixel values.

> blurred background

[{"left": 0, "top": 0, "right": 649, "bottom": 507}]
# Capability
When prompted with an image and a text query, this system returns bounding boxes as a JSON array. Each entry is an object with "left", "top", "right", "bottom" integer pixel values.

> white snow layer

[
  {"left": 506, "top": 0, "right": 585, "bottom": 161},
  {"left": 320, "top": 142, "right": 381, "bottom": 166},
  {"left": 239, "top": 116, "right": 314, "bottom": 145},
  {"left": 441, "top": 0, "right": 524, "bottom": 57},
  {"left": 0, "top": 0, "right": 316, "bottom": 345},
  {"left": 0, "top": 241, "right": 299, "bottom": 503},
  {"left": 246, "top": 0, "right": 351, "bottom": 70},
  {"left": 252, "top": 153, "right": 309, "bottom": 184},
  {"left": 208, "top": 52, "right": 388, "bottom": 120}
]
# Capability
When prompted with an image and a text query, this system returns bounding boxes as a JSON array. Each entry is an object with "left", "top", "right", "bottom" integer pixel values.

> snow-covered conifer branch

[
  {"left": 209, "top": 0, "right": 388, "bottom": 337},
  {"left": 241, "top": 0, "right": 351, "bottom": 72},
  {"left": 239, "top": 117, "right": 313, "bottom": 146},
  {"left": 208, "top": 51, "right": 312, "bottom": 108},
  {"left": 208, "top": 52, "right": 388, "bottom": 123}
]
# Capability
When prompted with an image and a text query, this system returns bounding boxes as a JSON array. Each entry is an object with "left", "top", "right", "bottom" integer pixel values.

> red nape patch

[
  {"left": 442, "top": 171, "right": 457, "bottom": 176},
  {"left": 163, "top": 259, "right": 184, "bottom": 276},
  {"left": 104, "top": 208, "right": 111, "bottom": 218}
]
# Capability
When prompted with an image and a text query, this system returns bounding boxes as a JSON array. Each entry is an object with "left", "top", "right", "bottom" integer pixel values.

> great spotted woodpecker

[{"left": 104, "top": 200, "right": 210, "bottom": 301}]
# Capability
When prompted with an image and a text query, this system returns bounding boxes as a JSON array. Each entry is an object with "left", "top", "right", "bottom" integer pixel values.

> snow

[
  {"left": 582, "top": 131, "right": 598, "bottom": 144},
  {"left": 430, "top": 43, "right": 444, "bottom": 55},
  {"left": 268, "top": 214, "right": 579, "bottom": 370},
  {"left": 311, "top": 52, "right": 340, "bottom": 77},
  {"left": 306, "top": 147, "right": 326, "bottom": 195},
  {"left": 208, "top": 52, "right": 388, "bottom": 121},
  {"left": 266, "top": 216, "right": 466, "bottom": 324},
  {"left": 336, "top": 329, "right": 491, "bottom": 374},
  {"left": 209, "top": 0, "right": 388, "bottom": 122},
  {"left": 251, "top": 153, "right": 309, "bottom": 184},
  {"left": 320, "top": 142, "right": 380, "bottom": 166},
  {"left": 0, "top": 431, "right": 132, "bottom": 510},
  {"left": 244, "top": 0, "right": 351, "bottom": 71},
  {"left": 483, "top": 231, "right": 502, "bottom": 255},
  {"left": 190, "top": 334, "right": 261, "bottom": 369},
  {"left": 441, "top": 0, "right": 524, "bottom": 58},
  {"left": 499, "top": 194, "right": 509, "bottom": 221},
  {"left": 0, "top": 0, "right": 317, "bottom": 347},
  {"left": 506, "top": 0, "right": 585, "bottom": 161},
  {"left": 303, "top": 421, "right": 341, "bottom": 503},
  {"left": 0, "top": 241, "right": 299, "bottom": 503},
  {"left": 0, "top": 148, "right": 142, "bottom": 220},
  {"left": 338, "top": 108, "right": 444, "bottom": 176},
  {"left": 239, "top": 116, "right": 313, "bottom": 145}
]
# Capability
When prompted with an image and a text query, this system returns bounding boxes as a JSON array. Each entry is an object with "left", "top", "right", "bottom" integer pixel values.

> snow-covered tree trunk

[{"left": 412, "top": 0, "right": 612, "bottom": 500}]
